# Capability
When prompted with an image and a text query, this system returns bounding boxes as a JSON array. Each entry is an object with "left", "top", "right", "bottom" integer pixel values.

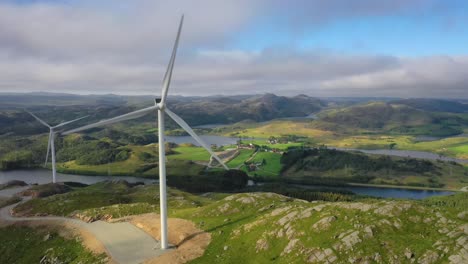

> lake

[
  {"left": 1, "top": 170, "right": 456, "bottom": 199},
  {"left": 0, "top": 169, "right": 157, "bottom": 185},
  {"left": 291, "top": 184, "right": 454, "bottom": 199}
]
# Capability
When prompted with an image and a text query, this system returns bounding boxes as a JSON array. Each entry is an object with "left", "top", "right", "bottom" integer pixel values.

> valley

[{"left": 1, "top": 93, "right": 468, "bottom": 193}]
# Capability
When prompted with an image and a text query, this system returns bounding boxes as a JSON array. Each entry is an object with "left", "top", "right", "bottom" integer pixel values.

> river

[{"left": 0, "top": 169, "right": 157, "bottom": 185}]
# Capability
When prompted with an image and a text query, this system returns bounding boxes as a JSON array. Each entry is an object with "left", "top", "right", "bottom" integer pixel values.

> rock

[
  {"left": 243, "top": 219, "right": 265, "bottom": 232},
  {"left": 256, "top": 238, "right": 269, "bottom": 252},
  {"left": 281, "top": 239, "right": 299, "bottom": 256},
  {"left": 460, "top": 224, "right": 468, "bottom": 235},
  {"left": 374, "top": 203, "right": 397, "bottom": 216},
  {"left": 374, "top": 252, "right": 382, "bottom": 262},
  {"left": 307, "top": 248, "right": 336, "bottom": 263},
  {"left": 311, "top": 204, "right": 327, "bottom": 212},
  {"left": 218, "top": 203, "right": 230, "bottom": 213},
  {"left": 364, "top": 226, "right": 373, "bottom": 238},
  {"left": 456, "top": 236, "right": 467, "bottom": 247},
  {"left": 336, "top": 231, "right": 361, "bottom": 251},
  {"left": 449, "top": 247, "right": 468, "bottom": 264},
  {"left": 337, "top": 202, "right": 374, "bottom": 212},
  {"left": 393, "top": 221, "right": 402, "bottom": 229},
  {"left": 378, "top": 219, "right": 392, "bottom": 226},
  {"left": 277, "top": 211, "right": 298, "bottom": 226},
  {"left": 276, "top": 228, "right": 284, "bottom": 238},
  {"left": 457, "top": 211, "right": 467, "bottom": 220},
  {"left": 299, "top": 208, "right": 313, "bottom": 219},
  {"left": 405, "top": 248, "right": 415, "bottom": 259},
  {"left": 237, "top": 196, "right": 255, "bottom": 204},
  {"left": 312, "top": 216, "right": 337, "bottom": 230},
  {"left": 42, "top": 233, "right": 51, "bottom": 241},
  {"left": 417, "top": 250, "right": 439, "bottom": 264},
  {"left": 270, "top": 206, "right": 292, "bottom": 217}
]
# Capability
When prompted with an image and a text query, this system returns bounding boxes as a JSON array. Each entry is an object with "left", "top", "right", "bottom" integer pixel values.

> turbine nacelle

[{"left": 26, "top": 111, "right": 88, "bottom": 183}]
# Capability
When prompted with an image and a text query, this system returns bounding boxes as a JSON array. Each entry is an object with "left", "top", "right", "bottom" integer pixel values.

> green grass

[
  {"left": 0, "top": 226, "right": 106, "bottom": 264},
  {"left": 9, "top": 181, "right": 468, "bottom": 263},
  {"left": 0, "top": 196, "right": 21, "bottom": 208},
  {"left": 245, "top": 151, "right": 282, "bottom": 177},
  {"left": 13, "top": 182, "right": 223, "bottom": 220},
  {"left": 449, "top": 144, "right": 468, "bottom": 158},
  {"left": 175, "top": 192, "right": 468, "bottom": 264},
  {"left": 217, "top": 120, "right": 332, "bottom": 138},
  {"left": 168, "top": 146, "right": 211, "bottom": 161},
  {"left": 227, "top": 149, "right": 255, "bottom": 168}
]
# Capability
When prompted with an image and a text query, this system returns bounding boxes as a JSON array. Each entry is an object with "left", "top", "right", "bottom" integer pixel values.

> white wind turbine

[
  {"left": 62, "top": 15, "right": 229, "bottom": 249},
  {"left": 27, "top": 111, "right": 88, "bottom": 183}
]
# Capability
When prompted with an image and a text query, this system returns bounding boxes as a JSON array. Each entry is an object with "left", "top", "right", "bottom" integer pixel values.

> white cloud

[{"left": 0, "top": 0, "right": 467, "bottom": 98}]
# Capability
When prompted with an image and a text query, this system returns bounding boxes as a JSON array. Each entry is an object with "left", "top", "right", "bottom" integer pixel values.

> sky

[{"left": 0, "top": 0, "right": 468, "bottom": 98}]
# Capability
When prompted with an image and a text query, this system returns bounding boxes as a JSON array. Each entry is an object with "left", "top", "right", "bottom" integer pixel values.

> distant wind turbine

[
  {"left": 62, "top": 15, "right": 229, "bottom": 250},
  {"left": 27, "top": 111, "right": 88, "bottom": 183}
]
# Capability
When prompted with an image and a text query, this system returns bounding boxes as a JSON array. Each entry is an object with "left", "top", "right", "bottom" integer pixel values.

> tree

[{"left": 221, "top": 169, "right": 248, "bottom": 190}]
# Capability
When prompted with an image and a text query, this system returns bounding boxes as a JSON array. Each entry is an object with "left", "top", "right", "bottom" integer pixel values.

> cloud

[{"left": 0, "top": 0, "right": 467, "bottom": 98}]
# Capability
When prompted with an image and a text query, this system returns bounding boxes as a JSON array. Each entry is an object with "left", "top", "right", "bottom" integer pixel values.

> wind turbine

[
  {"left": 62, "top": 15, "right": 229, "bottom": 249},
  {"left": 27, "top": 111, "right": 88, "bottom": 183}
]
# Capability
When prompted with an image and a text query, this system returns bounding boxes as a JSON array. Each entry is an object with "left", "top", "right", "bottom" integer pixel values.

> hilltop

[{"left": 2, "top": 181, "right": 467, "bottom": 263}]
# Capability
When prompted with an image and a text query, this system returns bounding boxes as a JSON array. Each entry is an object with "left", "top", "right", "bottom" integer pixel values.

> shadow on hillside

[{"left": 177, "top": 215, "right": 252, "bottom": 247}]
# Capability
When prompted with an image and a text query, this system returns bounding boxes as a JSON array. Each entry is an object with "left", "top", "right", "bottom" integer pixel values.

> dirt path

[
  {"left": 1, "top": 202, "right": 166, "bottom": 264},
  {"left": 0, "top": 186, "right": 211, "bottom": 264}
]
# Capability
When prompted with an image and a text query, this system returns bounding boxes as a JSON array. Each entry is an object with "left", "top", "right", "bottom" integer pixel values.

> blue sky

[
  {"left": 0, "top": 0, "right": 467, "bottom": 97},
  {"left": 231, "top": 1, "right": 468, "bottom": 56}
]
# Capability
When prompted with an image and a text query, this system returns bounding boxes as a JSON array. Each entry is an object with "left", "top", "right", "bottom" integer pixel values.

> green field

[
  {"left": 0, "top": 226, "right": 105, "bottom": 264},
  {"left": 227, "top": 149, "right": 255, "bottom": 168},
  {"left": 168, "top": 146, "right": 211, "bottom": 161},
  {"left": 244, "top": 151, "right": 282, "bottom": 177}
]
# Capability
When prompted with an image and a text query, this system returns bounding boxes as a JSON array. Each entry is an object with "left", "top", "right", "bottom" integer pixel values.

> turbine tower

[
  {"left": 62, "top": 15, "right": 229, "bottom": 249},
  {"left": 27, "top": 111, "right": 88, "bottom": 183}
]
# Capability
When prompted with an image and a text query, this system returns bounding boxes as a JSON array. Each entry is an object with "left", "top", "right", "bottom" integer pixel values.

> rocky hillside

[
  {"left": 189, "top": 192, "right": 468, "bottom": 264},
  {"left": 9, "top": 181, "right": 468, "bottom": 264}
]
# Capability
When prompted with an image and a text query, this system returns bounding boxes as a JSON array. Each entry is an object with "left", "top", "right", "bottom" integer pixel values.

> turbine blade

[
  {"left": 45, "top": 131, "right": 52, "bottom": 166},
  {"left": 54, "top": 115, "right": 90, "bottom": 129},
  {"left": 160, "top": 15, "right": 184, "bottom": 106},
  {"left": 62, "top": 105, "right": 158, "bottom": 135},
  {"left": 26, "top": 110, "right": 51, "bottom": 128},
  {"left": 165, "top": 108, "right": 229, "bottom": 170}
]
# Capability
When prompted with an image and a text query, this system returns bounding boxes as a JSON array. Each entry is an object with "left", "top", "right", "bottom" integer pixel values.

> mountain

[
  {"left": 318, "top": 102, "right": 467, "bottom": 136},
  {"left": 391, "top": 98, "right": 468, "bottom": 113},
  {"left": 0, "top": 93, "right": 326, "bottom": 135},
  {"left": 167, "top": 93, "right": 325, "bottom": 125}
]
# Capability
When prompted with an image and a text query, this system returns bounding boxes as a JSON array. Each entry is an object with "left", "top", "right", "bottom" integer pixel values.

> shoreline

[{"left": 347, "top": 182, "right": 460, "bottom": 192}]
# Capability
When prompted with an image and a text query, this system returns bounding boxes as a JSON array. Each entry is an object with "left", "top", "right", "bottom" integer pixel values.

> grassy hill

[
  {"left": 9, "top": 182, "right": 468, "bottom": 264},
  {"left": 0, "top": 93, "right": 326, "bottom": 136},
  {"left": 280, "top": 148, "right": 468, "bottom": 189},
  {"left": 391, "top": 98, "right": 468, "bottom": 113},
  {"left": 318, "top": 102, "right": 468, "bottom": 137}
]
